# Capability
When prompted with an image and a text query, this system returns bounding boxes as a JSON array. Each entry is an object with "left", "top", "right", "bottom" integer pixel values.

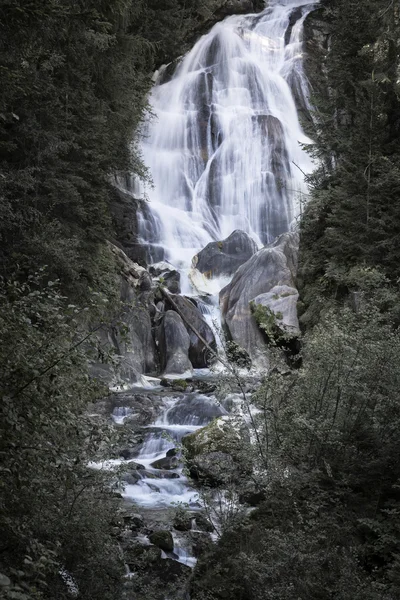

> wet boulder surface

[{"left": 192, "top": 229, "right": 258, "bottom": 278}]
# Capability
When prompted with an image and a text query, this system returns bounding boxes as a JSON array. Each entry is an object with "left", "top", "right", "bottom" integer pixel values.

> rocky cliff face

[{"left": 220, "top": 232, "right": 299, "bottom": 363}]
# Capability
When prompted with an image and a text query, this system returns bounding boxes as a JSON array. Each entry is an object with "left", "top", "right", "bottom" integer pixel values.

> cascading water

[{"left": 138, "top": 0, "right": 316, "bottom": 270}]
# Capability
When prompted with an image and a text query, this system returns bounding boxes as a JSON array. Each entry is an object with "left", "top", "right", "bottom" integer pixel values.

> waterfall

[{"left": 137, "top": 0, "right": 316, "bottom": 270}]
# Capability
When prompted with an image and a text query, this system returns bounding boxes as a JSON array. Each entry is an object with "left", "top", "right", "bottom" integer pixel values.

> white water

[
  {"left": 138, "top": 0, "right": 316, "bottom": 271},
  {"left": 121, "top": 394, "right": 219, "bottom": 509}
]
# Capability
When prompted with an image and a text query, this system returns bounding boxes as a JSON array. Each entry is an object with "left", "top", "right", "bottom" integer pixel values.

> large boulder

[
  {"left": 149, "top": 530, "right": 174, "bottom": 553},
  {"left": 220, "top": 231, "right": 299, "bottom": 362},
  {"left": 167, "top": 295, "right": 217, "bottom": 368},
  {"left": 183, "top": 415, "right": 247, "bottom": 459},
  {"left": 165, "top": 395, "right": 227, "bottom": 427},
  {"left": 158, "top": 311, "right": 192, "bottom": 376},
  {"left": 188, "top": 451, "right": 237, "bottom": 486},
  {"left": 192, "top": 230, "right": 258, "bottom": 278},
  {"left": 252, "top": 285, "right": 300, "bottom": 340},
  {"left": 182, "top": 415, "right": 249, "bottom": 485},
  {"left": 150, "top": 261, "right": 181, "bottom": 294}
]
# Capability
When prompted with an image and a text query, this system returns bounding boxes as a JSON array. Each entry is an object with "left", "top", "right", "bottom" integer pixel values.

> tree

[{"left": 0, "top": 273, "right": 123, "bottom": 599}]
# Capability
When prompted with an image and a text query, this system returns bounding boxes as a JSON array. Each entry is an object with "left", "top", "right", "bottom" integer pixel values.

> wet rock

[
  {"left": 151, "top": 469, "right": 180, "bottom": 479},
  {"left": 150, "top": 262, "right": 181, "bottom": 294},
  {"left": 158, "top": 311, "right": 192, "bottom": 376},
  {"left": 160, "top": 377, "right": 191, "bottom": 392},
  {"left": 166, "top": 395, "right": 226, "bottom": 427},
  {"left": 167, "top": 294, "right": 217, "bottom": 368},
  {"left": 108, "top": 392, "right": 163, "bottom": 427},
  {"left": 183, "top": 416, "right": 249, "bottom": 485},
  {"left": 192, "top": 230, "right": 258, "bottom": 278},
  {"left": 162, "top": 270, "right": 181, "bottom": 294},
  {"left": 119, "top": 447, "right": 143, "bottom": 460},
  {"left": 149, "top": 261, "right": 175, "bottom": 277},
  {"left": 139, "top": 270, "right": 152, "bottom": 291},
  {"left": 220, "top": 231, "right": 299, "bottom": 362},
  {"left": 0, "top": 573, "right": 11, "bottom": 588},
  {"left": 166, "top": 448, "right": 177, "bottom": 457},
  {"left": 173, "top": 511, "right": 193, "bottom": 532},
  {"left": 216, "top": 0, "right": 263, "bottom": 17},
  {"left": 121, "top": 471, "right": 142, "bottom": 485},
  {"left": 150, "top": 455, "right": 179, "bottom": 470},
  {"left": 189, "top": 451, "right": 237, "bottom": 486},
  {"left": 194, "top": 379, "right": 217, "bottom": 394},
  {"left": 149, "top": 530, "right": 174, "bottom": 552}
]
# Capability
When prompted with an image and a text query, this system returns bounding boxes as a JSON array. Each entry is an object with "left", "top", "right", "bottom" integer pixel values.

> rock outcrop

[
  {"left": 192, "top": 230, "right": 258, "bottom": 278},
  {"left": 220, "top": 231, "right": 299, "bottom": 362},
  {"left": 182, "top": 415, "right": 249, "bottom": 485},
  {"left": 166, "top": 294, "right": 217, "bottom": 369},
  {"left": 90, "top": 244, "right": 157, "bottom": 384},
  {"left": 158, "top": 311, "right": 192, "bottom": 376},
  {"left": 252, "top": 285, "right": 300, "bottom": 339}
]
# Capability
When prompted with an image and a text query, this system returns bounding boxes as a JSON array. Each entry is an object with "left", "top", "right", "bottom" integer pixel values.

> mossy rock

[
  {"left": 173, "top": 511, "right": 192, "bottom": 532},
  {"left": 149, "top": 530, "right": 174, "bottom": 552},
  {"left": 182, "top": 416, "right": 246, "bottom": 460}
]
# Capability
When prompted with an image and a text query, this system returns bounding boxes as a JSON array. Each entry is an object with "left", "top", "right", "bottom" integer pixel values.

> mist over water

[{"left": 138, "top": 0, "right": 316, "bottom": 269}]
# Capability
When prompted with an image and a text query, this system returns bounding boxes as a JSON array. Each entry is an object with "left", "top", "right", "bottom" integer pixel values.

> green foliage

[
  {"left": 191, "top": 301, "right": 400, "bottom": 599},
  {"left": 299, "top": 0, "right": 400, "bottom": 323},
  {"left": 0, "top": 274, "right": 124, "bottom": 599},
  {"left": 0, "top": 0, "right": 153, "bottom": 298},
  {"left": 250, "top": 301, "right": 288, "bottom": 345}
]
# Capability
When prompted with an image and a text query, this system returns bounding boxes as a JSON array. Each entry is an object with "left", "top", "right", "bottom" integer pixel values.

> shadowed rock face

[
  {"left": 158, "top": 311, "right": 192, "bottom": 376},
  {"left": 167, "top": 295, "right": 217, "bottom": 369},
  {"left": 220, "top": 231, "right": 299, "bottom": 362},
  {"left": 192, "top": 230, "right": 258, "bottom": 278}
]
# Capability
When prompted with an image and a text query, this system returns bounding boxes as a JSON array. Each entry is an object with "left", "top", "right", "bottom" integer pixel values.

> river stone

[
  {"left": 158, "top": 311, "right": 192, "bottom": 376},
  {"left": 252, "top": 285, "right": 300, "bottom": 338},
  {"left": 189, "top": 451, "right": 237, "bottom": 486},
  {"left": 167, "top": 294, "right": 217, "bottom": 368},
  {"left": 192, "top": 230, "right": 258, "bottom": 278},
  {"left": 220, "top": 231, "right": 299, "bottom": 362},
  {"left": 173, "top": 511, "right": 192, "bottom": 532},
  {"left": 150, "top": 455, "right": 179, "bottom": 470},
  {"left": 149, "top": 530, "right": 174, "bottom": 552},
  {"left": 165, "top": 395, "right": 227, "bottom": 427}
]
